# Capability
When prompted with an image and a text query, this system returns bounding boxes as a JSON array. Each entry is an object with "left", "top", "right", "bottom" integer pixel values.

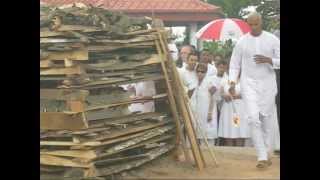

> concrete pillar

[{"left": 189, "top": 23, "right": 198, "bottom": 49}]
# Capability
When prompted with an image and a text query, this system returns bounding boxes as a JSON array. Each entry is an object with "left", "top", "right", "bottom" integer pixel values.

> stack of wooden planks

[{"left": 40, "top": 4, "right": 177, "bottom": 179}]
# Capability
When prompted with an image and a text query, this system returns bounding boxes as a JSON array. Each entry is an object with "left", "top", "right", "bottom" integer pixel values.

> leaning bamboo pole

[
  {"left": 155, "top": 31, "right": 205, "bottom": 170},
  {"left": 158, "top": 31, "right": 218, "bottom": 166}
]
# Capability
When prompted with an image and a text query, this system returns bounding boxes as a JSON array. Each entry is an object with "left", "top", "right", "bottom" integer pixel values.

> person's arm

[
  {"left": 229, "top": 43, "right": 242, "bottom": 83},
  {"left": 220, "top": 83, "right": 232, "bottom": 102},
  {"left": 271, "top": 37, "right": 280, "bottom": 69},
  {"left": 207, "top": 95, "right": 214, "bottom": 122},
  {"left": 254, "top": 36, "right": 280, "bottom": 69},
  {"left": 229, "top": 42, "right": 242, "bottom": 94}
]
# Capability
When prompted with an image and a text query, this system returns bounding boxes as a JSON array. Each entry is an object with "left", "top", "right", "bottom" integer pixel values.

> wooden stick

[
  {"left": 155, "top": 37, "right": 205, "bottom": 170},
  {"left": 159, "top": 32, "right": 218, "bottom": 166},
  {"left": 154, "top": 38, "right": 191, "bottom": 163},
  {"left": 158, "top": 32, "right": 205, "bottom": 170}
]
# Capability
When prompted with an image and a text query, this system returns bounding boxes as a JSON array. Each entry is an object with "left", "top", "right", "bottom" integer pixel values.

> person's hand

[
  {"left": 254, "top": 55, "right": 273, "bottom": 65},
  {"left": 188, "top": 89, "right": 195, "bottom": 98},
  {"left": 207, "top": 113, "right": 212, "bottom": 122},
  {"left": 232, "top": 94, "right": 241, "bottom": 99},
  {"left": 228, "top": 82, "right": 236, "bottom": 96},
  {"left": 209, "top": 86, "right": 217, "bottom": 95},
  {"left": 223, "top": 94, "right": 232, "bottom": 102},
  {"left": 127, "top": 85, "right": 136, "bottom": 93}
]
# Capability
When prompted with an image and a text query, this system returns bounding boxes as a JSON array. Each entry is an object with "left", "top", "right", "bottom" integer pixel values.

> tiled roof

[{"left": 40, "top": 0, "right": 221, "bottom": 13}]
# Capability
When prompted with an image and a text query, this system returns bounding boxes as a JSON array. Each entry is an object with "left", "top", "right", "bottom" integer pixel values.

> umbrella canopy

[{"left": 196, "top": 18, "right": 251, "bottom": 41}]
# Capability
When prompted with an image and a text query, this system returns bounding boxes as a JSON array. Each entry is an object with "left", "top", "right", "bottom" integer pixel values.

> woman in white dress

[
  {"left": 199, "top": 50, "right": 217, "bottom": 76},
  {"left": 190, "top": 63, "right": 219, "bottom": 145},
  {"left": 218, "top": 72, "right": 250, "bottom": 146}
]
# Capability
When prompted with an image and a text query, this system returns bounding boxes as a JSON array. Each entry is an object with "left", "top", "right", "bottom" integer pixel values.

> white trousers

[{"left": 244, "top": 91, "right": 276, "bottom": 161}]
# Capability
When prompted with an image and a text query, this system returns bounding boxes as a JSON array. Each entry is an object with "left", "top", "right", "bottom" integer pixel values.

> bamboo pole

[
  {"left": 158, "top": 31, "right": 218, "bottom": 166},
  {"left": 153, "top": 37, "right": 191, "bottom": 163},
  {"left": 155, "top": 32, "right": 205, "bottom": 170}
]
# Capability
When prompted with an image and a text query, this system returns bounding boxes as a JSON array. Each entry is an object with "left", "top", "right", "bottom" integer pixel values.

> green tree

[
  {"left": 252, "top": 0, "right": 280, "bottom": 31},
  {"left": 205, "top": 0, "right": 280, "bottom": 31},
  {"left": 206, "top": 0, "right": 253, "bottom": 18},
  {"left": 203, "top": 40, "right": 235, "bottom": 60}
]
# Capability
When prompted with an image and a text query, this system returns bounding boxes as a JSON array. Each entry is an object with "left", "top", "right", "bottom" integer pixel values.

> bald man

[
  {"left": 176, "top": 45, "right": 193, "bottom": 68},
  {"left": 228, "top": 12, "right": 280, "bottom": 169}
]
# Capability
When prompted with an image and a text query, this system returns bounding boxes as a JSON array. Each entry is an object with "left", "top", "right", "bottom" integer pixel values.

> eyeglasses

[{"left": 197, "top": 70, "right": 206, "bottom": 73}]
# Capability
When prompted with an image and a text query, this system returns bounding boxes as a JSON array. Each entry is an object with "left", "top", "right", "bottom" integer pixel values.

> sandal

[{"left": 256, "top": 160, "right": 272, "bottom": 169}]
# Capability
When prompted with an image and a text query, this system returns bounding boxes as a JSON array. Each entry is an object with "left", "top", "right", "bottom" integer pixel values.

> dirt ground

[{"left": 122, "top": 146, "right": 280, "bottom": 180}]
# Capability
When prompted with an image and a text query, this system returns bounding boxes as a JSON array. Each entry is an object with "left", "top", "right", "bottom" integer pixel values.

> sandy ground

[{"left": 121, "top": 146, "right": 280, "bottom": 180}]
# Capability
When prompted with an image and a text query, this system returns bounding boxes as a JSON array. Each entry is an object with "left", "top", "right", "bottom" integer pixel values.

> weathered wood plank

[
  {"left": 40, "top": 47, "right": 88, "bottom": 61},
  {"left": 40, "top": 112, "right": 88, "bottom": 130},
  {"left": 92, "top": 121, "right": 170, "bottom": 142},
  {"left": 123, "top": 29, "right": 157, "bottom": 36},
  {"left": 40, "top": 65, "right": 85, "bottom": 75},
  {"left": 87, "top": 144, "right": 174, "bottom": 177},
  {"left": 68, "top": 101, "right": 85, "bottom": 112},
  {"left": 94, "top": 154, "right": 148, "bottom": 167},
  {"left": 40, "top": 140, "right": 101, "bottom": 147},
  {"left": 60, "top": 75, "right": 164, "bottom": 89},
  {"left": 40, "top": 154, "right": 91, "bottom": 168},
  {"left": 85, "top": 93, "right": 167, "bottom": 111},
  {"left": 40, "top": 30, "right": 67, "bottom": 37},
  {"left": 93, "top": 35, "right": 157, "bottom": 44},
  {"left": 40, "top": 25, "right": 101, "bottom": 32},
  {"left": 40, "top": 89, "right": 89, "bottom": 101},
  {"left": 40, "top": 150, "right": 97, "bottom": 159},
  {"left": 88, "top": 42, "right": 155, "bottom": 52},
  {"left": 40, "top": 38, "right": 87, "bottom": 43},
  {"left": 40, "top": 60, "right": 55, "bottom": 68}
]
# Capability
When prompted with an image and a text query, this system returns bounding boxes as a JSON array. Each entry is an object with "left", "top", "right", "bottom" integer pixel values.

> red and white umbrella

[{"left": 196, "top": 18, "right": 251, "bottom": 41}]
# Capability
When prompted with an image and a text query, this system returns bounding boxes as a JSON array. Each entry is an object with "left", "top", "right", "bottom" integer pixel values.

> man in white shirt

[
  {"left": 228, "top": 12, "right": 280, "bottom": 169},
  {"left": 177, "top": 53, "right": 198, "bottom": 97},
  {"left": 177, "top": 45, "right": 193, "bottom": 68}
]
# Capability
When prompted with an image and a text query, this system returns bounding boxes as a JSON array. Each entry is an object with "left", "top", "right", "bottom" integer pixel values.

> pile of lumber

[{"left": 40, "top": 4, "right": 177, "bottom": 179}]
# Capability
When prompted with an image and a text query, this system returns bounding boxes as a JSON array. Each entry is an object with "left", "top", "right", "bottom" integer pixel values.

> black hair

[
  {"left": 187, "top": 52, "right": 199, "bottom": 61},
  {"left": 216, "top": 60, "right": 227, "bottom": 66},
  {"left": 196, "top": 62, "right": 208, "bottom": 72}
]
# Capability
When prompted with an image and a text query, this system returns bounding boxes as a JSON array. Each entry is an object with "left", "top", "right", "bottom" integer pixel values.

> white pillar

[{"left": 189, "top": 23, "right": 198, "bottom": 49}]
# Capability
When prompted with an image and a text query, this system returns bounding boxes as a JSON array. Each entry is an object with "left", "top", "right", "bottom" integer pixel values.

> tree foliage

[
  {"left": 206, "top": 0, "right": 253, "bottom": 18},
  {"left": 203, "top": 40, "right": 235, "bottom": 59},
  {"left": 206, "top": 0, "right": 280, "bottom": 31},
  {"left": 252, "top": 0, "right": 280, "bottom": 31}
]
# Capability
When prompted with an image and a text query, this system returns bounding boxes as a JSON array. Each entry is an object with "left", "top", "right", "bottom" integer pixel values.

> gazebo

[{"left": 40, "top": 0, "right": 224, "bottom": 48}]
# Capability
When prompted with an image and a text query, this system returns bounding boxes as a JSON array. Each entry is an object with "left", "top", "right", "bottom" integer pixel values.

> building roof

[
  {"left": 40, "top": 0, "right": 221, "bottom": 13},
  {"left": 40, "top": 0, "right": 223, "bottom": 22}
]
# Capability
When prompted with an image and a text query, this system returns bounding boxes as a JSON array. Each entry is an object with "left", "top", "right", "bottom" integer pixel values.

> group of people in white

[{"left": 123, "top": 12, "right": 280, "bottom": 169}]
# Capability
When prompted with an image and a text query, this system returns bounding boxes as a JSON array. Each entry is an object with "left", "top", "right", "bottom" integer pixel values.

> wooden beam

[
  {"left": 40, "top": 112, "right": 88, "bottom": 130},
  {"left": 40, "top": 30, "right": 66, "bottom": 37},
  {"left": 40, "top": 65, "right": 84, "bottom": 75},
  {"left": 40, "top": 150, "right": 97, "bottom": 159},
  {"left": 85, "top": 93, "right": 167, "bottom": 111},
  {"left": 40, "top": 154, "right": 91, "bottom": 168},
  {"left": 40, "top": 47, "right": 88, "bottom": 61},
  {"left": 40, "top": 25, "right": 101, "bottom": 32},
  {"left": 68, "top": 101, "right": 85, "bottom": 112},
  {"left": 40, "top": 141, "right": 101, "bottom": 147},
  {"left": 40, "top": 60, "right": 55, "bottom": 68},
  {"left": 40, "top": 89, "right": 89, "bottom": 101},
  {"left": 93, "top": 121, "right": 169, "bottom": 142}
]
